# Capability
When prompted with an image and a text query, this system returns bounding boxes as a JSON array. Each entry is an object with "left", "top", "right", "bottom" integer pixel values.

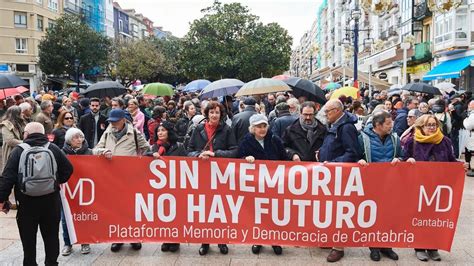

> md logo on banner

[
  {"left": 418, "top": 185, "right": 453, "bottom": 212},
  {"left": 64, "top": 178, "right": 95, "bottom": 206}
]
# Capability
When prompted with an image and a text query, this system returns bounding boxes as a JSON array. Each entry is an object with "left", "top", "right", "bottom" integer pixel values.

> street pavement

[{"left": 0, "top": 176, "right": 473, "bottom": 265}]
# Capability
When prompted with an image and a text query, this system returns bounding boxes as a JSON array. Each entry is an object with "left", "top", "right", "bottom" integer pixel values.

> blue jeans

[{"left": 60, "top": 205, "right": 71, "bottom": 246}]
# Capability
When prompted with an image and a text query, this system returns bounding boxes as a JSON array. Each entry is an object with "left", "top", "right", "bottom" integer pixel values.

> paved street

[{"left": 0, "top": 176, "right": 473, "bottom": 265}]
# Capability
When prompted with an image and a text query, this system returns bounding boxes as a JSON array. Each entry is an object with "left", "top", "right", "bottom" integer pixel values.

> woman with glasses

[
  {"left": 60, "top": 128, "right": 92, "bottom": 256},
  {"left": 51, "top": 111, "right": 76, "bottom": 148},
  {"left": 402, "top": 114, "right": 458, "bottom": 262}
]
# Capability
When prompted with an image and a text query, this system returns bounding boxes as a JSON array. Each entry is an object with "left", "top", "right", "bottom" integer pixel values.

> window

[
  {"left": 36, "top": 0, "right": 43, "bottom": 4},
  {"left": 48, "top": 0, "right": 58, "bottom": 12},
  {"left": 48, "top": 19, "right": 55, "bottom": 29},
  {"left": 119, "top": 19, "right": 123, "bottom": 32},
  {"left": 14, "top": 12, "right": 27, "bottom": 28},
  {"left": 37, "top": 15, "right": 43, "bottom": 31},
  {"left": 15, "top": 38, "right": 27, "bottom": 54}
]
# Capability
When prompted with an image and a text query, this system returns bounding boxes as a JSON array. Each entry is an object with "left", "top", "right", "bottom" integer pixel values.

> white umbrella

[
  {"left": 199, "top": 79, "right": 244, "bottom": 99},
  {"left": 235, "top": 78, "right": 291, "bottom": 97},
  {"left": 435, "top": 82, "right": 456, "bottom": 93}
]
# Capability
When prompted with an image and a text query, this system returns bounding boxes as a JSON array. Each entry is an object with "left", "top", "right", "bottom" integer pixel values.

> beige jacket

[
  {"left": 35, "top": 111, "right": 53, "bottom": 134},
  {"left": 93, "top": 123, "right": 149, "bottom": 156},
  {"left": 0, "top": 120, "right": 23, "bottom": 172}
]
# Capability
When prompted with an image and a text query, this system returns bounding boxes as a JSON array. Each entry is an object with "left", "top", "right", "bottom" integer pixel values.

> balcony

[
  {"left": 64, "top": 1, "right": 82, "bottom": 14},
  {"left": 414, "top": 2, "right": 432, "bottom": 20},
  {"left": 388, "top": 27, "right": 398, "bottom": 37},
  {"left": 380, "top": 31, "right": 388, "bottom": 40},
  {"left": 411, "top": 42, "right": 432, "bottom": 62}
]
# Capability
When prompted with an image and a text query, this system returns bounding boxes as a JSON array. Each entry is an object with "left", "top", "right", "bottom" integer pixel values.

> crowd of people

[{"left": 0, "top": 85, "right": 471, "bottom": 265}]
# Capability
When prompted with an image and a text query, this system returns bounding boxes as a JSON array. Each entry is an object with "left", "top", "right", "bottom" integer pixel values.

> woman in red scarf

[
  {"left": 187, "top": 101, "right": 238, "bottom": 255},
  {"left": 146, "top": 121, "right": 185, "bottom": 252}
]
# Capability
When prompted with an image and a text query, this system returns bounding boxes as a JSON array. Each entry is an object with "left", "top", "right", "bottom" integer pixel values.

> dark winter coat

[
  {"left": 78, "top": 112, "right": 107, "bottom": 149},
  {"left": 146, "top": 142, "right": 186, "bottom": 157},
  {"left": 271, "top": 112, "right": 298, "bottom": 138},
  {"left": 187, "top": 122, "right": 238, "bottom": 158},
  {"left": 238, "top": 132, "right": 288, "bottom": 161},
  {"left": 231, "top": 106, "right": 257, "bottom": 143},
  {"left": 319, "top": 112, "right": 360, "bottom": 162},
  {"left": 62, "top": 140, "right": 93, "bottom": 155},
  {"left": 51, "top": 126, "right": 68, "bottom": 149},
  {"left": 402, "top": 136, "right": 456, "bottom": 162},
  {"left": 0, "top": 133, "right": 73, "bottom": 202},
  {"left": 176, "top": 116, "right": 193, "bottom": 143},
  {"left": 282, "top": 118, "right": 327, "bottom": 162},
  {"left": 393, "top": 107, "right": 409, "bottom": 137}
]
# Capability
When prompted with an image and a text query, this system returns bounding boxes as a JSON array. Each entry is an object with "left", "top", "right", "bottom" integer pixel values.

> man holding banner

[
  {"left": 93, "top": 109, "right": 150, "bottom": 252},
  {"left": 358, "top": 110, "right": 414, "bottom": 261},
  {"left": 319, "top": 99, "right": 360, "bottom": 263}
]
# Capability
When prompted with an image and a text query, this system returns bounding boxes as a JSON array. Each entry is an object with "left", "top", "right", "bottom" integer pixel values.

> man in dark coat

[
  {"left": 0, "top": 122, "right": 73, "bottom": 266},
  {"left": 393, "top": 97, "right": 419, "bottom": 137},
  {"left": 282, "top": 101, "right": 326, "bottom": 162},
  {"left": 318, "top": 99, "right": 360, "bottom": 263},
  {"left": 271, "top": 102, "right": 298, "bottom": 138},
  {"left": 79, "top": 97, "right": 108, "bottom": 148},
  {"left": 231, "top": 97, "right": 257, "bottom": 143}
]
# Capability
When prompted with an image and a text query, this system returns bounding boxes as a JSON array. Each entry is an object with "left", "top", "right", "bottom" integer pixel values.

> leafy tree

[
  {"left": 152, "top": 36, "right": 188, "bottom": 85},
  {"left": 114, "top": 38, "right": 170, "bottom": 86},
  {"left": 38, "top": 14, "right": 111, "bottom": 77},
  {"left": 181, "top": 1, "right": 292, "bottom": 81}
]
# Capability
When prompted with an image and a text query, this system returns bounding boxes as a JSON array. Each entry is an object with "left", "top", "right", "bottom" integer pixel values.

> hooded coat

[{"left": 358, "top": 123, "right": 402, "bottom": 162}]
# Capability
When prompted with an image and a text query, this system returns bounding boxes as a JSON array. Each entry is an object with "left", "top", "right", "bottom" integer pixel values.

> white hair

[
  {"left": 19, "top": 102, "right": 31, "bottom": 112},
  {"left": 24, "top": 122, "right": 45, "bottom": 135},
  {"left": 64, "top": 128, "right": 85, "bottom": 145}
]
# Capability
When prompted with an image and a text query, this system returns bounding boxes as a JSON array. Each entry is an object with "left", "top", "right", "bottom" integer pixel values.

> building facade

[{"left": 0, "top": 0, "right": 63, "bottom": 91}]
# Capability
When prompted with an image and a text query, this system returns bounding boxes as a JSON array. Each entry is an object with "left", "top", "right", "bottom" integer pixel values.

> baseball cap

[
  {"left": 107, "top": 109, "right": 126, "bottom": 122},
  {"left": 249, "top": 114, "right": 268, "bottom": 126}
]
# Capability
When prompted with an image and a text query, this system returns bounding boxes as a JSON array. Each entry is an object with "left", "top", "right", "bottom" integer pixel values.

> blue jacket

[
  {"left": 358, "top": 124, "right": 403, "bottom": 162},
  {"left": 238, "top": 131, "right": 288, "bottom": 161},
  {"left": 319, "top": 112, "right": 360, "bottom": 162},
  {"left": 393, "top": 108, "right": 408, "bottom": 137}
]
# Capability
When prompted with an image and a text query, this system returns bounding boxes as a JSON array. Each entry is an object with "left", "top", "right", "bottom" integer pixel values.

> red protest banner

[{"left": 61, "top": 155, "right": 465, "bottom": 251}]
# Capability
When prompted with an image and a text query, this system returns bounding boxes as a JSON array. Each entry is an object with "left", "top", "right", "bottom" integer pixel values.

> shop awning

[{"left": 423, "top": 56, "right": 474, "bottom": 81}]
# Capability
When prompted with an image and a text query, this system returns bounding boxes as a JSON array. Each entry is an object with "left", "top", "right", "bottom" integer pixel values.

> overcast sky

[{"left": 117, "top": 0, "right": 322, "bottom": 48}]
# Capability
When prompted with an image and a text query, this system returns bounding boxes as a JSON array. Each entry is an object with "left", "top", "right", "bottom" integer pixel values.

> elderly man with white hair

[
  {"left": 19, "top": 102, "right": 32, "bottom": 122},
  {"left": 0, "top": 122, "right": 73, "bottom": 266}
]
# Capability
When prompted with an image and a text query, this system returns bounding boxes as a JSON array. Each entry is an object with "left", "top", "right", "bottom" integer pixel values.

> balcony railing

[
  {"left": 414, "top": 2, "right": 432, "bottom": 20},
  {"left": 64, "top": 1, "right": 82, "bottom": 14},
  {"left": 388, "top": 26, "right": 398, "bottom": 37},
  {"left": 412, "top": 41, "right": 432, "bottom": 62},
  {"left": 380, "top": 31, "right": 388, "bottom": 40}
]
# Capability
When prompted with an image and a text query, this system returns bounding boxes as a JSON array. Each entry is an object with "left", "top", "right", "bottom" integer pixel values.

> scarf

[
  {"left": 156, "top": 140, "right": 170, "bottom": 156},
  {"left": 299, "top": 117, "right": 318, "bottom": 144},
  {"left": 204, "top": 122, "right": 218, "bottom": 152},
  {"left": 414, "top": 127, "right": 444, "bottom": 144},
  {"left": 112, "top": 125, "right": 128, "bottom": 141}
]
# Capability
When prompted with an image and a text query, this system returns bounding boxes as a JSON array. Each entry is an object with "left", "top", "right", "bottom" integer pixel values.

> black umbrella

[
  {"left": 83, "top": 81, "right": 126, "bottom": 98},
  {"left": 402, "top": 82, "right": 441, "bottom": 95},
  {"left": 0, "top": 74, "right": 29, "bottom": 89},
  {"left": 284, "top": 77, "right": 326, "bottom": 105}
]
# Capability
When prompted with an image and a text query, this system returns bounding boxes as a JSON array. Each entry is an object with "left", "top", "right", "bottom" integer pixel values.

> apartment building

[{"left": 0, "top": 0, "right": 63, "bottom": 91}]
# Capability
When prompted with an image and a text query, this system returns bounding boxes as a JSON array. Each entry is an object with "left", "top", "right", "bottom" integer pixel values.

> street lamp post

[
  {"left": 401, "top": 42, "right": 411, "bottom": 85},
  {"left": 74, "top": 59, "right": 80, "bottom": 93},
  {"left": 310, "top": 55, "right": 313, "bottom": 75}
]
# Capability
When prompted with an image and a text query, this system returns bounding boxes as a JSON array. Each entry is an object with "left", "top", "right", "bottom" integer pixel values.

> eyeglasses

[
  {"left": 64, "top": 117, "right": 74, "bottom": 120},
  {"left": 423, "top": 123, "right": 437, "bottom": 129},
  {"left": 324, "top": 108, "right": 337, "bottom": 114}
]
